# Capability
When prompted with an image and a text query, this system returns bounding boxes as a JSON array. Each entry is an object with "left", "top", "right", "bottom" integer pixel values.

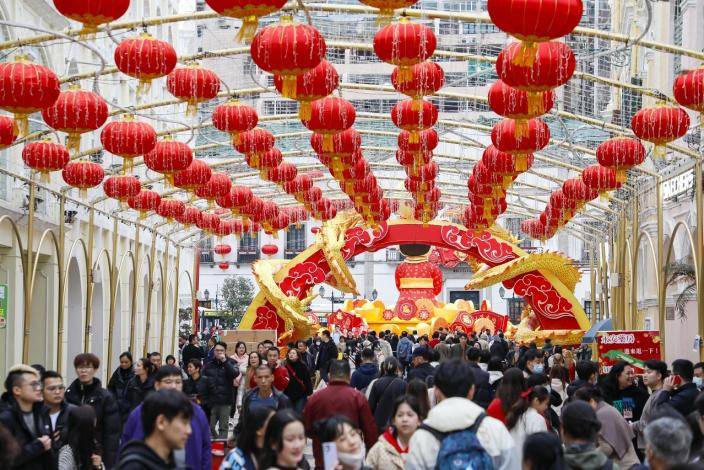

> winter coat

[
  {"left": 350, "top": 363, "right": 379, "bottom": 391},
  {"left": 365, "top": 429, "right": 407, "bottom": 470},
  {"left": 434, "top": 342, "right": 453, "bottom": 362},
  {"left": 633, "top": 389, "right": 664, "bottom": 449},
  {"left": 202, "top": 357, "right": 239, "bottom": 405},
  {"left": 46, "top": 400, "right": 75, "bottom": 450},
  {"left": 405, "top": 397, "right": 519, "bottom": 470},
  {"left": 0, "top": 393, "right": 55, "bottom": 470},
  {"left": 509, "top": 407, "right": 548, "bottom": 463},
  {"left": 119, "top": 402, "right": 211, "bottom": 470},
  {"left": 58, "top": 444, "right": 106, "bottom": 470},
  {"left": 116, "top": 440, "right": 177, "bottom": 469},
  {"left": 397, "top": 337, "right": 413, "bottom": 362},
  {"left": 564, "top": 443, "right": 613, "bottom": 470},
  {"left": 489, "top": 338, "right": 509, "bottom": 359},
  {"left": 302, "top": 380, "right": 378, "bottom": 469},
  {"left": 367, "top": 376, "right": 407, "bottom": 433},
  {"left": 126, "top": 375, "right": 155, "bottom": 411},
  {"left": 65, "top": 378, "right": 121, "bottom": 468},
  {"left": 108, "top": 366, "right": 135, "bottom": 422},
  {"left": 271, "top": 365, "right": 290, "bottom": 393},
  {"left": 314, "top": 340, "right": 338, "bottom": 374},
  {"left": 182, "top": 343, "right": 204, "bottom": 366},
  {"left": 655, "top": 382, "right": 699, "bottom": 418},
  {"left": 407, "top": 362, "right": 435, "bottom": 385},
  {"left": 468, "top": 362, "right": 493, "bottom": 409},
  {"left": 182, "top": 375, "right": 211, "bottom": 406},
  {"left": 236, "top": 388, "right": 291, "bottom": 436},
  {"left": 298, "top": 350, "right": 316, "bottom": 374},
  {"left": 284, "top": 360, "right": 313, "bottom": 402},
  {"left": 449, "top": 343, "right": 470, "bottom": 361},
  {"left": 378, "top": 339, "right": 393, "bottom": 361}
]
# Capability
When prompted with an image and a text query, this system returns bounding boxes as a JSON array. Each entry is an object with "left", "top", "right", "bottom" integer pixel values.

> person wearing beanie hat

[
  {"left": 561, "top": 401, "right": 613, "bottom": 470},
  {"left": 407, "top": 348, "right": 435, "bottom": 384}
]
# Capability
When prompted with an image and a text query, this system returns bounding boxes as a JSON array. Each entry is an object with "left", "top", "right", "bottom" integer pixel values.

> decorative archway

[{"left": 241, "top": 220, "right": 590, "bottom": 343}]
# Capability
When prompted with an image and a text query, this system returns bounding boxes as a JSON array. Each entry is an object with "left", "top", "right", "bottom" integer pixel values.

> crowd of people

[{"left": 2, "top": 326, "right": 704, "bottom": 469}]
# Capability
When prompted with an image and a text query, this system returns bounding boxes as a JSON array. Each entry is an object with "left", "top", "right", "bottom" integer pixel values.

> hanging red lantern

[
  {"left": 582, "top": 165, "right": 618, "bottom": 197},
  {"left": 397, "top": 149, "right": 433, "bottom": 170},
  {"left": 233, "top": 127, "right": 275, "bottom": 156},
  {"left": 374, "top": 18, "right": 437, "bottom": 83},
  {"left": 174, "top": 159, "right": 213, "bottom": 195},
  {"left": 631, "top": 106, "right": 690, "bottom": 158},
  {"left": 595, "top": 137, "right": 646, "bottom": 183},
  {"left": 212, "top": 100, "right": 258, "bottom": 144},
  {"left": 310, "top": 128, "right": 360, "bottom": 156},
  {"left": 250, "top": 16, "right": 326, "bottom": 97},
  {"left": 391, "top": 61, "right": 445, "bottom": 102},
  {"left": 104, "top": 175, "right": 141, "bottom": 204},
  {"left": 398, "top": 128, "right": 438, "bottom": 153},
  {"left": 302, "top": 186, "right": 323, "bottom": 203},
  {"left": 272, "top": 211, "right": 291, "bottom": 232},
  {"left": 488, "top": 80, "right": 554, "bottom": 137},
  {"left": 358, "top": 0, "right": 419, "bottom": 22},
  {"left": 52, "top": 0, "right": 130, "bottom": 34},
  {"left": 212, "top": 219, "right": 235, "bottom": 238},
  {"left": 491, "top": 118, "right": 550, "bottom": 171},
  {"left": 472, "top": 161, "right": 505, "bottom": 197},
  {"left": 319, "top": 152, "right": 358, "bottom": 176},
  {"left": 157, "top": 199, "right": 186, "bottom": 222},
  {"left": 407, "top": 160, "right": 438, "bottom": 182},
  {"left": 673, "top": 68, "right": 704, "bottom": 116},
  {"left": 101, "top": 115, "right": 157, "bottom": 173},
  {"left": 274, "top": 59, "right": 339, "bottom": 118},
  {"left": 217, "top": 185, "right": 254, "bottom": 218},
  {"left": 197, "top": 212, "right": 222, "bottom": 234},
  {"left": 488, "top": 0, "right": 583, "bottom": 65},
  {"left": 218, "top": 262, "right": 230, "bottom": 270},
  {"left": 114, "top": 33, "right": 178, "bottom": 93},
  {"left": 0, "top": 55, "right": 60, "bottom": 136},
  {"left": 549, "top": 189, "right": 578, "bottom": 224},
  {"left": 391, "top": 99, "right": 438, "bottom": 143},
  {"left": 0, "top": 115, "right": 18, "bottom": 149},
  {"left": 176, "top": 206, "right": 202, "bottom": 227},
  {"left": 128, "top": 189, "right": 161, "bottom": 219},
  {"left": 215, "top": 243, "right": 232, "bottom": 255},
  {"left": 41, "top": 86, "right": 108, "bottom": 154},
  {"left": 144, "top": 138, "right": 194, "bottom": 186},
  {"left": 61, "top": 161, "right": 104, "bottom": 198},
  {"left": 481, "top": 145, "right": 534, "bottom": 186},
  {"left": 166, "top": 63, "right": 221, "bottom": 115},
  {"left": 195, "top": 172, "right": 232, "bottom": 204},
  {"left": 283, "top": 174, "right": 314, "bottom": 196},
  {"left": 204, "top": 0, "right": 288, "bottom": 42},
  {"left": 302, "top": 97, "right": 356, "bottom": 152},
  {"left": 563, "top": 178, "right": 598, "bottom": 209},
  {"left": 521, "top": 218, "right": 552, "bottom": 240},
  {"left": 405, "top": 177, "right": 434, "bottom": 193},
  {"left": 246, "top": 148, "right": 282, "bottom": 177},
  {"left": 22, "top": 140, "right": 70, "bottom": 182},
  {"left": 261, "top": 243, "right": 279, "bottom": 256},
  {"left": 267, "top": 162, "right": 298, "bottom": 184}
]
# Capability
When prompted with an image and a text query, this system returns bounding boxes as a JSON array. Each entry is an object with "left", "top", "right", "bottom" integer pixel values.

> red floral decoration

[
  {"left": 488, "top": 80, "right": 554, "bottom": 137},
  {"left": 674, "top": 69, "right": 704, "bottom": 115},
  {"left": 391, "top": 99, "right": 438, "bottom": 143},
  {"left": 595, "top": 137, "right": 646, "bottom": 183},
  {"left": 374, "top": 18, "right": 437, "bottom": 83},
  {"left": 128, "top": 189, "right": 161, "bottom": 219},
  {"left": 104, "top": 175, "right": 141, "bottom": 205},
  {"left": 212, "top": 100, "right": 258, "bottom": 145},
  {"left": 302, "top": 97, "right": 356, "bottom": 152},
  {"left": 491, "top": 118, "right": 550, "bottom": 171},
  {"left": 176, "top": 206, "right": 202, "bottom": 228},
  {"left": 195, "top": 172, "right": 232, "bottom": 204},
  {"left": 22, "top": 140, "right": 70, "bottom": 182},
  {"left": 274, "top": 59, "right": 339, "bottom": 119},
  {"left": 250, "top": 16, "right": 326, "bottom": 97},
  {"left": 101, "top": 116, "right": 157, "bottom": 173},
  {"left": 0, "top": 115, "right": 18, "bottom": 149},
  {"left": 52, "top": 0, "right": 130, "bottom": 34},
  {"left": 631, "top": 105, "right": 690, "bottom": 158},
  {"left": 62, "top": 161, "right": 104, "bottom": 198},
  {"left": 214, "top": 244, "right": 232, "bottom": 255},
  {"left": 0, "top": 55, "right": 60, "bottom": 136},
  {"left": 391, "top": 61, "right": 445, "bottom": 101},
  {"left": 114, "top": 33, "right": 178, "bottom": 93},
  {"left": 204, "top": 0, "right": 288, "bottom": 42},
  {"left": 173, "top": 159, "right": 213, "bottom": 195},
  {"left": 144, "top": 138, "right": 194, "bottom": 186},
  {"left": 166, "top": 63, "right": 221, "bottom": 115},
  {"left": 156, "top": 199, "right": 186, "bottom": 222},
  {"left": 582, "top": 165, "right": 618, "bottom": 197},
  {"left": 41, "top": 86, "right": 108, "bottom": 153}
]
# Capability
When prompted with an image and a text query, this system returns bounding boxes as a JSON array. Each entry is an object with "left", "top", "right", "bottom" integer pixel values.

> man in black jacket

[
  {"left": 656, "top": 358, "right": 700, "bottom": 417},
  {"left": 181, "top": 334, "right": 204, "bottom": 367},
  {"left": 235, "top": 364, "right": 290, "bottom": 437},
  {"left": 407, "top": 348, "right": 435, "bottom": 385},
  {"left": 0, "top": 364, "right": 54, "bottom": 470},
  {"left": 466, "top": 347, "right": 493, "bottom": 408},
  {"left": 297, "top": 340, "right": 316, "bottom": 373},
  {"left": 65, "top": 353, "right": 121, "bottom": 468},
  {"left": 203, "top": 341, "right": 239, "bottom": 439},
  {"left": 41, "top": 370, "right": 74, "bottom": 450},
  {"left": 315, "top": 329, "right": 339, "bottom": 384},
  {"left": 183, "top": 359, "right": 210, "bottom": 415},
  {"left": 489, "top": 331, "right": 509, "bottom": 360}
]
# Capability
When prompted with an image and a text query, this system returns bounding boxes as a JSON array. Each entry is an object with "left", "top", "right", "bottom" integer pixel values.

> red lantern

[
  {"left": 302, "top": 97, "right": 356, "bottom": 152},
  {"left": 582, "top": 165, "right": 618, "bottom": 196},
  {"left": 274, "top": 59, "right": 339, "bottom": 118},
  {"left": 250, "top": 16, "right": 326, "bottom": 97},
  {"left": 114, "top": 33, "right": 178, "bottom": 93},
  {"left": 246, "top": 148, "right": 282, "bottom": 177},
  {"left": 204, "top": 0, "right": 287, "bottom": 42},
  {"left": 41, "top": 86, "right": 108, "bottom": 153},
  {"left": 374, "top": 18, "right": 437, "bottom": 83},
  {"left": 212, "top": 219, "right": 235, "bottom": 238},
  {"left": 218, "top": 262, "right": 230, "bottom": 270},
  {"left": 157, "top": 199, "right": 186, "bottom": 222},
  {"left": 267, "top": 162, "right": 298, "bottom": 184},
  {"left": 212, "top": 100, "right": 258, "bottom": 144},
  {"left": 176, "top": 206, "right": 202, "bottom": 227},
  {"left": 407, "top": 160, "right": 438, "bottom": 182},
  {"left": 563, "top": 178, "right": 598, "bottom": 207},
  {"left": 488, "top": 0, "right": 583, "bottom": 65},
  {"left": 496, "top": 41, "right": 576, "bottom": 98},
  {"left": 195, "top": 172, "right": 232, "bottom": 203},
  {"left": 488, "top": 80, "right": 554, "bottom": 137},
  {"left": 214, "top": 244, "right": 232, "bottom": 255},
  {"left": 174, "top": 159, "right": 213, "bottom": 194},
  {"left": 217, "top": 185, "right": 253, "bottom": 217},
  {"left": 521, "top": 218, "right": 552, "bottom": 240},
  {"left": 405, "top": 178, "right": 434, "bottom": 193},
  {"left": 397, "top": 149, "right": 433, "bottom": 169},
  {"left": 358, "top": 0, "right": 418, "bottom": 21},
  {"left": 284, "top": 174, "right": 313, "bottom": 196},
  {"left": 0, "top": 115, "right": 18, "bottom": 149},
  {"left": 166, "top": 63, "right": 221, "bottom": 115},
  {"left": 491, "top": 118, "right": 550, "bottom": 171},
  {"left": 674, "top": 68, "right": 704, "bottom": 115},
  {"left": 482, "top": 145, "right": 534, "bottom": 186},
  {"left": 197, "top": 212, "right": 222, "bottom": 234},
  {"left": 52, "top": 0, "right": 130, "bottom": 34},
  {"left": 144, "top": 138, "right": 194, "bottom": 185},
  {"left": 595, "top": 137, "right": 646, "bottom": 183},
  {"left": 398, "top": 128, "right": 438, "bottom": 153},
  {"left": 310, "top": 128, "right": 361, "bottom": 156},
  {"left": 391, "top": 61, "right": 444, "bottom": 102},
  {"left": 302, "top": 186, "right": 323, "bottom": 203},
  {"left": 101, "top": 116, "right": 157, "bottom": 173},
  {"left": 62, "top": 161, "right": 104, "bottom": 198},
  {"left": 104, "top": 175, "right": 141, "bottom": 204},
  {"left": 631, "top": 106, "right": 690, "bottom": 158},
  {"left": 391, "top": 99, "right": 438, "bottom": 142},
  {"left": 128, "top": 190, "right": 161, "bottom": 219},
  {"left": 0, "top": 55, "right": 60, "bottom": 136},
  {"left": 233, "top": 128, "right": 275, "bottom": 156},
  {"left": 22, "top": 140, "right": 70, "bottom": 182},
  {"left": 261, "top": 243, "right": 279, "bottom": 256}
]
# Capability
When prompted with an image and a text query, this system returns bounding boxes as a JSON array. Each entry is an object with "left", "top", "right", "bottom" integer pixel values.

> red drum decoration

[
  {"left": 0, "top": 55, "right": 60, "bottom": 136},
  {"left": 302, "top": 97, "right": 356, "bottom": 152},
  {"left": 310, "top": 128, "right": 361, "bottom": 156},
  {"left": 176, "top": 206, "right": 202, "bottom": 227},
  {"left": 674, "top": 69, "right": 704, "bottom": 115},
  {"left": 41, "top": 86, "right": 108, "bottom": 154},
  {"left": 22, "top": 140, "right": 70, "bottom": 182},
  {"left": 261, "top": 244, "right": 279, "bottom": 256},
  {"left": 391, "top": 99, "right": 438, "bottom": 143},
  {"left": 631, "top": 106, "right": 690, "bottom": 158},
  {"left": 391, "top": 61, "right": 445, "bottom": 101},
  {"left": 156, "top": 199, "right": 186, "bottom": 222},
  {"left": 101, "top": 116, "right": 157, "bottom": 173},
  {"left": 52, "top": 0, "right": 130, "bottom": 34},
  {"left": 234, "top": 128, "right": 275, "bottom": 156},
  {"left": 195, "top": 173, "right": 232, "bottom": 204},
  {"left": 212, "top": 100, "right": 258, "bottom": 145},
  {"left": 398, "top": 128, "right": 438, "bottom": 153},
  {"left": 274, "top": 59, "right": 339, "bottom": 119},
  {"left": 374, "top": 18, "right": 437, "bottom": 83},
  {"left": 595, "top": 137, "right": 646, "bottom": 183},
  {"left": 128, "top": 190, "right": 161, "bottom": 219},
  {"left": 491, "top": 118, "right": 550, "bottom": 171},
  {"left": 219, "top": 262, "right": 230, "bottom": 270},
  {"left": 114, "top": 33, "right": 178, "bottom": 93},
  {"left": 0, "top": 115, "right": 18, "bottom": 149},
  {"left": 267, "top": 162, "right": 298, "bottom": 184},
  {"left": 488, "top": 80, "right": 554, "bottom": 137},
  {"left": 166, "top": 63, "right": 221, "bottom": 115},
  {"left": 250, "top": 16, "right": 326, "bottom": 98},
  {"left": 62, "top": 161, "right": 104, "bottom": 198},
  {"left": 174, "top": 159, "right": 213, "bottom": 194},
  {"left": 488, "top": 0, "right": 583, "bottom": 65},
  {"left": 104, "top": 175, "right": 141, "bottom": 204},
  {"left": 144, "top": 138, "right": 194, "bottom": 186},
  {"left": 582, "top": 165, "right": 618, "bottom": 197},
  {"left": 204, "top": 0, "right": 287, "bottom": 42}
]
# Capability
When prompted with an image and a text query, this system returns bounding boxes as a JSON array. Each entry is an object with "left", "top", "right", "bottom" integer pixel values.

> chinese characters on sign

[{"left": 596, "top": 330, "right": 661, "bottom": 374}]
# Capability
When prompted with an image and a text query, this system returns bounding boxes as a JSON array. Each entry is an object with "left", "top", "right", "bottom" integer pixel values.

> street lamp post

[{"left": 318, "top": 286, "right": 345, "bottom": 318}]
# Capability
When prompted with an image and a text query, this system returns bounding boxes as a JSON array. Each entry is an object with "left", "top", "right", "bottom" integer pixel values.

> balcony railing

[
  {"left": 200, "top": 251, "right": 214, "bottom": 263},
  {"left": 237, "top": 250, "right": 260, "bottom": 264}
]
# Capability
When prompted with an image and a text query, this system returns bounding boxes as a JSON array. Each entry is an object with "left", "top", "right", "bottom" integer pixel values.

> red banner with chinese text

[{"left": 596, "top": 330, "right": 661, "bottom": 374}]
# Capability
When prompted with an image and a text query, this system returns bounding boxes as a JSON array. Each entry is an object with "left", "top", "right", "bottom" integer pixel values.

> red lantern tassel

[
  {"left": 615, "top": 168, "right": 627, "bottom": 184},
  {"left": 14, "top": 114, "right": 29, "bottom": 137},
  {"left": 123, "top": 158, "right": 134, "bottom": 175},
  {"left": 397, "top": 66, "right": 413, "bottom": 84},
  {"left": 40, "top": 171, "right": 50, "bottom": 184},
  {"left": 375, "top": 8, "right": 394, "bottom": 25},
  {"left": 298, "top": 102, "right": 312, "bottom": 121},
  {"left": 514, "top": 118, "right": 529, "bottom": 139},
  {"left": 482, "top": 204, "right": 492, "bottom": 220},
  {"left": 186, "top": 100, "right": 199, "bottom": 117},
  {"left": 66, "top": 133, "right": 81, "bottom": 154},
  {"left": 653, "top": 144, "right": 667, "bottom": 158},
  {"left": 408, "top": 131, "right": 420, "bottom": 144},
  {"left": 236, "top": 15, "right": 259, "bottom": 44},
  {"left": 502, "top": 175, "right": 513, "bottom": 187},
  {"left": 137, "top": 78, "right": 152, "bottom": 96},
  {"left": 165, "top": 174, "right": 174, "bottom": 189},
  {"left": 139, "top": 210, "right": 147, "bottom": 220},
  {"left": 322, "top": 134, "right": 334, "bottom": 152},
  {"left": 79, "top": 188, "right": 88, "bottom": 199},
  {"left": 233, "top": 132, "right": 242, "bottom": 147},
  {"left": 515, "top": 154, "right": 528, "bottom": 173},
  {"left": 411, "top": 99, "right": 423, "bottom": 112},
  {"left": 526, "top": 92, "right": 546, "bottom": 115},
  {"left": 281, "top": 75, "right": 298, "bottom": 99},
  {"left": 512, "top": 41, "right": 539, "bottom": 66}
]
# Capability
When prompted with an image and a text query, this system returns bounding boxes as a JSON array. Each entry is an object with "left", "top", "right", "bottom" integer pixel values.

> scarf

[
  {"left": 383, "top": 428, "right": 409, "bottom": 454},
  {"left": 596, "top": 401, "right": 634, "bottom": 459}
]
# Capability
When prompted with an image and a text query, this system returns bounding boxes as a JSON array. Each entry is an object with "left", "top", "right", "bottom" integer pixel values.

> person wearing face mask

[
  {"left": 258, "top": 409, "right": 309, "bottom": 470},
  {"left": 505, "top": 386, "right": 550, "bottom": 463},
  {"left": 520, "top": 350, "right": 544, "bottom": 378},
  {"left": 365, "top": 395, "right": 421, "bottom": 470},
  {"left": 316, "top": 416, "right": 370, "bottom": 470}
]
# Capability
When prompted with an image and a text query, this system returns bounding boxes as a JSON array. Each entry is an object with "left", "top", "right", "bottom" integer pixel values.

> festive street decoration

[
  {"left": 41, "top": 86, "right": 108, "bottom": 153},
  {"left": 302, "top": 97, "right": 356, "bottom": 152},
  {"left": 22, "top": 140, "right": 70, "bottom": 182},
  {"left": 101, "top": 116, "right": 157, "bottom": 173},
  {"left": 595, "top": 137, "right": 647, "bottom": 183},
  {"left": 104, "top": 175, "right": 141, "bottom": 205},
  {"left": 631, "top": 105, "right": 690, "bottom": 158},
  {"left": 166, "top": 63, "right": 221, "bottom": 115},
  {"left": 174, "top": 159, "right": 213, "bottom": 196},
  {"left": 52, "top": 0, "right": 131, "bottom": 34},
  {"left": 62, "top": 161, "right": 104, "bottom": 198},
  {"left": 273, "top": 59, "right": 339, "bottom": 119},
  {"left": 156, "top": 199, "right": 186, "bottom": 222},
  {"left": 212, "top": 100, "right": 258, "bottom": 144},
  {"left": 114, "top": 33, "right": 178, "bottom": 93},
  {"left": 128, "top": 189, "right": 161, "bottom": 219},
  {"left": 0, "top": 115, "right": 18, "bottom": 148},
  {"left": 144, "top": 138, "right": 194, "bottom": 186},
  {"left": 374, "top": 18, "right": 437, "bottom": 83},
  {"left": 204, "top": 0, "right": 288, "bottom": 42}
]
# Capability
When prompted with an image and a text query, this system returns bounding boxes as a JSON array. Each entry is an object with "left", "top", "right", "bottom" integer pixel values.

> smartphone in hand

[{"left": 322, "top": 442, "right": 338, "bottom": 470}]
